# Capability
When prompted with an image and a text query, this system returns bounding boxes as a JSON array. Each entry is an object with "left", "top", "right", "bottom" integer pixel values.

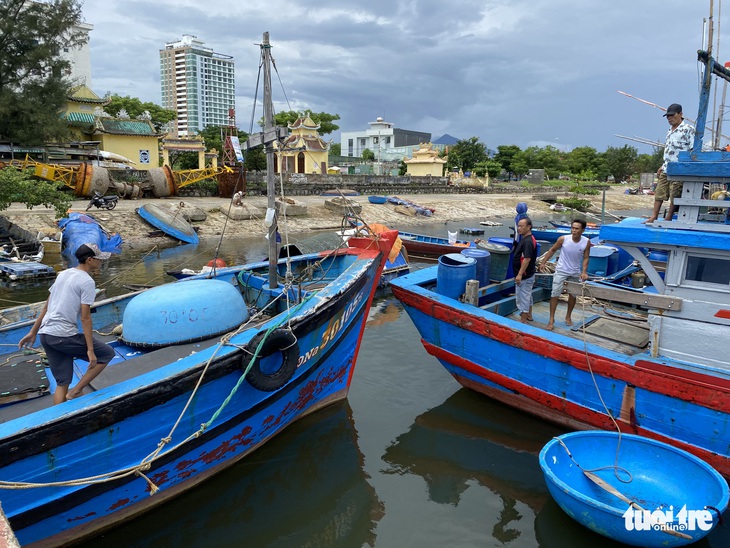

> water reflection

[{"left": 79, "top": 402, "right": 384, "bottom": 548}]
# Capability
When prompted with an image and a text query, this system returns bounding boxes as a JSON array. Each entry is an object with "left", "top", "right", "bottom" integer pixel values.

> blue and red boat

[
  {"left": 391, "top": 48, "right": 730, "bottom": 482},
  {"left": 0, "top": 34, "right": 397, "bottom": 547}
]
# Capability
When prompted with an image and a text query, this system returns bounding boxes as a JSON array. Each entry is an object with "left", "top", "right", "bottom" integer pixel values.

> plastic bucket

[
  {"left": 478, "top": 242, "right": 510, "bottom": 281},
  {"left": 460, "top": 248, "right": 491, "bottom": 287},
  {"left": 437, "top": 253, "right": 477, "bottom": 299},
  {"left": 488, "top": 237, "right": 515, "bottom": 279}
]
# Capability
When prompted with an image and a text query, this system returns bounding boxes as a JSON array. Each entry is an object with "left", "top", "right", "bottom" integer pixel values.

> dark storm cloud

[{"left": 82, "top": 1, "right": 725, "bottom": 152}]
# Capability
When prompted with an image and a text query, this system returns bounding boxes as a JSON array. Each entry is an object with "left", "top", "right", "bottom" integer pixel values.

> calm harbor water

[{"left": 5, "top": 213, "right": 730, "bottom": 547}]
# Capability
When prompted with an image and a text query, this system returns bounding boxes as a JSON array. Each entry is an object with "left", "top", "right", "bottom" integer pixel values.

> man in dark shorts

[
  {"left": 513, "top": 217, "right": 537, "bottom": 323},
  {"left": 19, "top": 243, "right": 116, "bottom": 404}
]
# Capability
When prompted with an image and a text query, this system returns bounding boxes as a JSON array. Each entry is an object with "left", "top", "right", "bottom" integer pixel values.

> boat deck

[
  {"left": 0, "top": 315, "right": 274, "bottom": 424},
  {"left": 503, "top": 297, "right": 650, "bottom": 356}
]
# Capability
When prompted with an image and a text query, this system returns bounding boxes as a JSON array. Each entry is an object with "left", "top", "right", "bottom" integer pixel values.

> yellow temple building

[
  {"left": 404, "top": 143, "right": 446, "bottom": 177},
  {"left": 62, "top": 85, "right": 165, "bottom": 170},
  {"left": 274, "top": 116, "right": 329, "bottom": 174}
]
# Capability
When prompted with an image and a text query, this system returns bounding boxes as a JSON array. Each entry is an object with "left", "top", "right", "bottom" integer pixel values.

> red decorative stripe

[
  {"left": 393, "top": 289, "right": 730, "bottom": 413},
  {"left": 716, "top": 309, "right": 730, "bottom": 319},
  {"left": 424, "top": 341, "right": 730, "bottom": 475}
]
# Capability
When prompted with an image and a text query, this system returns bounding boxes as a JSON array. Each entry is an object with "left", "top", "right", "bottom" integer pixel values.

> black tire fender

[{"left": 243, "top": 328, "right": 299, "bottom": 392}]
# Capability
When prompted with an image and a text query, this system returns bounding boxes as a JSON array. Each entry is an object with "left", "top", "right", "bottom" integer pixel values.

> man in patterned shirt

[{"left": 645, "top": 103, "right": 695, "bottom": 223}]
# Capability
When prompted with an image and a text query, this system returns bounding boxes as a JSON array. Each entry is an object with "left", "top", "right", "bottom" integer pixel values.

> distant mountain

[{"left": 432, "top": 134, "right": 459, "bottom": 145}]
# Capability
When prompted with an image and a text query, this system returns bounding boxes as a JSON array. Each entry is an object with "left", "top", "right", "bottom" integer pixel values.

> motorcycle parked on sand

[{"left": 86, "top": 191, "right": 119, "bottom": 211}]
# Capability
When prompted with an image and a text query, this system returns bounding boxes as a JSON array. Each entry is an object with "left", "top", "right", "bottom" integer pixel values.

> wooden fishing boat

[
  {"left": 137, "top": 203, "right": 199, "bottom": 244},
  {"left": 390, "top": 45, "right": 730, "bottom": 481},
  {"left": 397, "top": 230, "right": 474, "bottom": 258},
  {"left": 0, "top": 218, "right": 45, "bottom": 263},
  {"left": 540, "top": 431, "right": 729, "bottom": 546},
  {"left": 0, "top": 33, "right": 397, "bottom": 547}
]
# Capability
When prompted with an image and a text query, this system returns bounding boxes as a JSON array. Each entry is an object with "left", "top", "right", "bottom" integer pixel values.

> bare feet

[
  {"left": 565, "top": 317, "right": 573, "bottom": 326},
  {"left": 547, "top": 321, "right": 554, "bottom": 331},
  {"left": 642, "top": 217, "right": 657, "bottom": 224},
  {"left": 526, "top": 315, "right": 534, "bottom": 321},
  {"left": 520, "top": 312, "right": 530, "bottom": 323}
]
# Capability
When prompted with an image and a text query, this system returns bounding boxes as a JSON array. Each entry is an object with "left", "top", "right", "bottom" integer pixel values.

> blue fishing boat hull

[
  {"left": 137, "top": 203, "right": 199, "bottom": 244},
  {"left": 0, "top": 232, "right": 397, "bottom": 546},
  {"left": 398, "top": 230, "right": 475, "bottom": 257},
  {"left": 389, "top": 255, "right": 730, "bottom": 477},
  {"left": 367, "top": 195, "right": 387, "bottom": 204},
  {"left": 540, "top": 431, "right": 729, "bottom": 546}
]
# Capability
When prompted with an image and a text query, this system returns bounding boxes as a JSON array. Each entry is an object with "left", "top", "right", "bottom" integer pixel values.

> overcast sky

[{"left": 81, "top": 0, "right": 726, "bottom": 154}]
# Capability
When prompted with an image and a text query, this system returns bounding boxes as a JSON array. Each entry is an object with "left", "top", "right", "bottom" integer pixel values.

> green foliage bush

[{"left": 561, "top": 198, "right": 591, "bottom": 211}]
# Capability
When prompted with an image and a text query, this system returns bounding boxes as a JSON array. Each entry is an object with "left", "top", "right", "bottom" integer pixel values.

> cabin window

[{"left": 684, "top": 255, "right": 730, "bottom": 285}]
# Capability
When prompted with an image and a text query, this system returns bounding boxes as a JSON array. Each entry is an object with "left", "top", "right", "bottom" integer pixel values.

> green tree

[
  {"left": 103, "top": 94, "right": 177, "bottom": 133},
  {"left": 362, "top": 148, "right": 375, "bottom": 161},
  {"left": 494, "top": 145, "right": 522, "bottom": 179},
  {"left": 0, "top": 0, "right": 85, "bottom": 144},
  {"left": 565, "top": 147, "right": 600, "bottom": 177},
  {"left": 485, "top": 160, "right": 503, "bottom": 178},
  {"left": 0, "top": 167, "right": 72, "bottom": 217},
  {"left": 329, "top": 142, "right": 341, "bottom": 156},
  {"left": 446, "top": 137, "right": 488, "bottom": 173},
  {"left": 263, "top": 109, "right": 341, "bottom": 135},
  {"left": 602, "top": 145, "right": 639, "bottom": 182},
  {"left": 633, "top": 146, "right": 663, "bottom": 175},
  {"left": 398, "top": 159, "right": 408, "bottom": 176}
]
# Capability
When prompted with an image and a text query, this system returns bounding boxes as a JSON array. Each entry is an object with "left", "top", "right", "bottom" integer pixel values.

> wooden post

[{"left": 465, "top": 279, "right": 479, "bottom": 306}]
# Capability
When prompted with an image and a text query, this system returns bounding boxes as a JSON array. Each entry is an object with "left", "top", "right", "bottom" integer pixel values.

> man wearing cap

[
  {"left": 19, "top": 243, "right": 116, "bottom": 404},
  {"left": 645, "top": 103, "right": 695, "bottom": 223}
]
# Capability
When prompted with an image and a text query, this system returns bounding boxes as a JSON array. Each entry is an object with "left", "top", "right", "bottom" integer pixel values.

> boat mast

[{"left": 261, "top": 32, "right": 278, "bottom": 288}]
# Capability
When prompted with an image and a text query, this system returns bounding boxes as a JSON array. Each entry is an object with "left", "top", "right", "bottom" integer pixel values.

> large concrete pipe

[
  {"left": 74, "top": 164, "right": 110, "bottom": 197},
  {"left": 147, "top": 166, "right": 176, "bottom": 198}
]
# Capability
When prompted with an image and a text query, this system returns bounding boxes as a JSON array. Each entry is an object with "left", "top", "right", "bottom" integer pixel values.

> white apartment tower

[{"left": 160, "top": 35, "right": 235, "bottom": 137}]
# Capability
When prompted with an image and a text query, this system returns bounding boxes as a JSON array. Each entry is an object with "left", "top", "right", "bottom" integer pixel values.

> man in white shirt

[
  {"left": 538, "top": 220, "right": 591, "bottom": 330},
  {"left": 19, "top": 243, "right": 116, "bottom": 404}
]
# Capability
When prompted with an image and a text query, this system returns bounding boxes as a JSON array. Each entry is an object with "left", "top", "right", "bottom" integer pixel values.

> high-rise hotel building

[{"left": 159, "top": 35, "right": 235, "bottom": 137}]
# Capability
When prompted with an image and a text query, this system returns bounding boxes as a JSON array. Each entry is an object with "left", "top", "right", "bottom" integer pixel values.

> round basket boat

[
  {"left": 539, "top": 431, "right": 729, "bottom": 547},
  {"left": 122, "top": 279, "right": 249, "bottom": 347},
  {"left": 367, "top": 195, "right": 387, "bottom": 204}
]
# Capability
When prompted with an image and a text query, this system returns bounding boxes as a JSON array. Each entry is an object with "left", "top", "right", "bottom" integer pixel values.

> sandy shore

[{"left": 4, "top": 188, "right": 654, "bottom": 245}]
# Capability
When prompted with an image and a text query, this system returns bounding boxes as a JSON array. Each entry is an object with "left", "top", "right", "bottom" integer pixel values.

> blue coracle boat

[
  {"left": 137, "top": 202, "right": 199, "bottom": 244},
  {"left": 390, "top": 43, "right": 730, "bottom": 490},
  {"left": 540, "top": 431, "right": 729, "bottom": 546}
]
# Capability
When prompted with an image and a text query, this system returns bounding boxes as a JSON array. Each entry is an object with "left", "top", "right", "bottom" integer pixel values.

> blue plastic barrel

[
  {"left": 648, "top": 250, "right": 668, "bottom": 262},
  {"left": 437, "top": 253, "right": 477, "bottom": 299},
  {"left": 460, "top": 248, "right": 491, "bottom": 287},
  {"left": 588, "top": 245, "right": 615, "bottom": 275},
  {"left": 488, "top": 237, "right": 515, "bottom": 279},
  {"left": 477, "top": 242, "right": 510, "bottom": 281}
]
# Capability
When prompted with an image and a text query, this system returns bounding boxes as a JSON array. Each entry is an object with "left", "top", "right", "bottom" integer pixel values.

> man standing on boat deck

[
  {"left": 538, "top": 219, "right": 591, "bottom": 330},
  {"left": 645, "top": 103, "right": 695, "bottom": 223},
  {"left": 18, "top": 243, "right": 116, "bottom": 405},
  {"left": 513, "top": 217, "right": 537, "bottom": 323}
]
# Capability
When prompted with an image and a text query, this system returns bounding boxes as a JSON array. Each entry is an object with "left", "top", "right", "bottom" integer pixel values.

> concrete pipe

[
  {"left": 147, "top": 166, "right": 176, "bottom": 198},
  {"left": 74, "top": 163, "right": 110, "bottom": 197}
]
